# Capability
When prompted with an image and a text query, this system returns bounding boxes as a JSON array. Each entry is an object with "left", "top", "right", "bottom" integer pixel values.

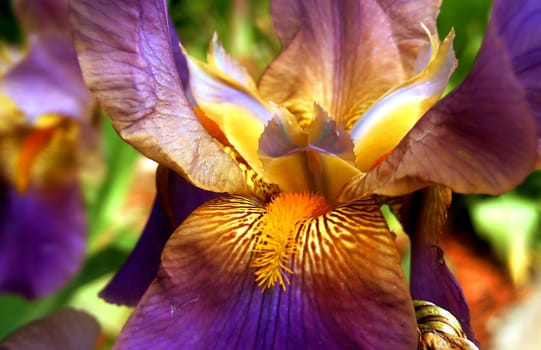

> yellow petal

[
  {"left": 350, "top": 29, "right": 456, "bottom": 172},
  {"left": 259, "top": 104, "right": 361, "bottom": 200},
  {"left": 0, "top": 43, "right": 22, "bottom": 74},
  {"left": 0, "top": 92, "right": 21, "bottom": 129},
  {"left": 186, "top": 36, "right": 273, "bottom": 174}
]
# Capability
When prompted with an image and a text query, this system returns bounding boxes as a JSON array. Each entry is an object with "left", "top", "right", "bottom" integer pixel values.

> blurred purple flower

[
  {"left": 0, "top": 0, "right": 95, "bottom": 298},
  {"left": 70, "top": 0, "right": 539, "bottom": 348}
]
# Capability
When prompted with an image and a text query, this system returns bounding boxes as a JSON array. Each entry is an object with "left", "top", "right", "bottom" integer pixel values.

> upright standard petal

[
  {"left": 69, "top": 0, "right": 249, "bottom": 194},
  {"left": 260, "top": 0, "right": 441, "bottom": 127},
  {"left": 341, "top": 22, "right": 538, "bottom": 199},
  {"left": 115, "top": 195, "right": 416, "bottom": 349},
  {"left": 99, "top": 167, "right": 220, "bottom": 306},
  {"left": 492, "top": 0, "right": 541, "bottom": 158},
  {"left": 350, "top": 28, "right": 456, "bottom": 171},
  {"left": 0, "top": 181, "right": 86, "bottom": 298}
]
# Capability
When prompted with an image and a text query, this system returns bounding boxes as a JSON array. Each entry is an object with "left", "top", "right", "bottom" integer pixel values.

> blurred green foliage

[
  {"left": 0, "top": 1, "right": 21, "bottom": 44},
  {"left": 438, "top": 0, "right": 491, "bottom": 89},
  {"left": 1, "top": 0, "right": 540, "bottom": 347},
  {"left": 169, "top": 0, "right": 279, "bottom": 75}
]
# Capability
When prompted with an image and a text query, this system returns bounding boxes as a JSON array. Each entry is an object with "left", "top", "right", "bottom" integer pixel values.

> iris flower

[
  {"left": 0, "top": 0, "right": 95, "bottom": 298},
  {"left": 70, "top": 0, "right": 540, "bottom": 348}
]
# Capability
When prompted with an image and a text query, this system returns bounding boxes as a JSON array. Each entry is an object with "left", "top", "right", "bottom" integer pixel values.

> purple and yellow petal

[
  {"left": 403, "top": 187, "right": 475, "bottom": 340},
  {"left": 260, "top": 0, "right": 441, "bottom": 127},
  {"left": 350, "top": 29, "right": 456, "bottom": 171},
  {"left": 69, "top": 0, "right": 249, "bottom": 194},
  {"left": 341, "top": 19, "right": 538, "bottom": 199},
  {"left": 259, "top": 104, "right": 360, "bottom": 200},
  {"left": 0, "top": 181, "right": 86, "bottom": 298},
  {"left": 100, "top": 167, "right": 220, "bottom": 306},
  {"left": 115, "top": 194, "right": 416, "bottom": 349},
  {"left": 186, "top": 36, "right": 273, "bottom": 174}
]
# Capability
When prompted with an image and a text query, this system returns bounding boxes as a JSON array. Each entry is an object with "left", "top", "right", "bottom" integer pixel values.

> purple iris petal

[
  {"left": 356, "top": 13, "right": 538, "bottom": 197},
  {"left": 114, "top": 195, "right": 417, "bottom": 349},
  {"left": 70, "top": 0, "right": 246, "bottom": 193},
  {"left": 403, "top": 2, "right": 541, "bottom": 340},
  {"left": 99, "top": 168, "right": 219, "bottom": 306},
  {"left": 167, "top": 18, "right": 191, "bottom": 93},
  {"left": 411, "top": 243, "right": 474, "bottom": 339},
  {"left": 407, "top": 3, "right": 541, "bottom": 337},
  {"left": 493, "top": 0, "right": 541, "bottom": 142},
  {"left": 1, "top": 32, "right": 94, "bottom": 122},
  {"left": 402, "top": 188, "right": 475, "bottom": 341},
  {"left": 116, "top": 275, "right": 339, "bottom": 349},
  {"left": 0, "top": 180, "right": 86, "bottom": 299}
]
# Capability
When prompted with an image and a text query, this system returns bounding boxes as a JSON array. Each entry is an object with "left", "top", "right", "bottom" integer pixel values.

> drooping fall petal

[
  {"left": 341, "top": 20, "right": 538, "bottom": 199},
  {"left": 115, "top": 195, "right": 416, "bottom": 349},
  {"left": 0, "top": 181, "right": 86, "bottom": 298},
  {"left": 100, "top": 167, "right": 219, "bottom": 306},
  {"left": 492, "top": 0, "right": 541, "bottom": 159},
  {"left": 69, "top": 0, "right": 249, "bottom": 194},
  {"left": 260, "top": 0, "right": 441, "bottom": 127},
  {"left": 0, "top": 308, "right": 100, "bottom": 350},
  {"left": 392, "top": 187, "right": 475, "bottom": 341}
]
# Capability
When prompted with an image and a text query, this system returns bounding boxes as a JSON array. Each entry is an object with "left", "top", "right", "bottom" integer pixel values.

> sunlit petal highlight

[
  {"left": 350, "top": 29, "right": 456, "bottom": 171},
  {"left": 187, "top": 36, "right": 273, "bottom": 173},
  {"left": 116, "top": 195, "right": 416, "bottom": 348}
]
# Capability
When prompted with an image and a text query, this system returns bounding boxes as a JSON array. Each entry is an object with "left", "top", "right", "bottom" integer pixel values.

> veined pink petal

[{"left": 260, "top": 0, "right": 441, "bottom": 127}]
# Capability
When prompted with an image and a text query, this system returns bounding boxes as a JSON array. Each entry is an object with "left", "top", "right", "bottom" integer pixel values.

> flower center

[{"left": 252, "top": 192, "right": 330, "bottom": 291}]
